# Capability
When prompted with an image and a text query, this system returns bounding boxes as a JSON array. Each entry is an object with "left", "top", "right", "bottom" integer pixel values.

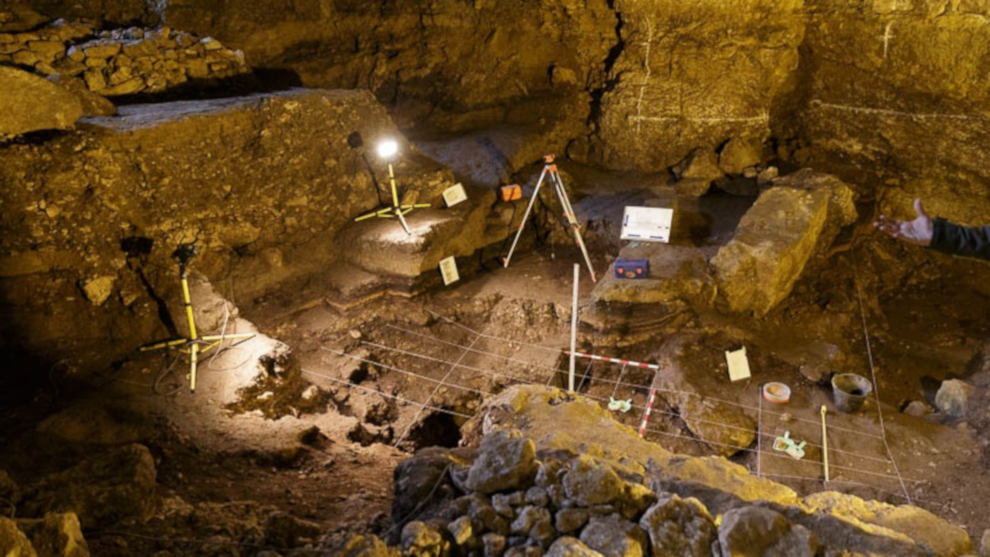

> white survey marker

[
  {"left": 442, "top": 183, "right": 468, "bottom": 207},
  {"left": 621, "top": 206, "right": 673, "bottom": 243},
  {"left": 438, "top": 256, "right": 460, "bottom": 285},
  {"left": 725, "top": 346, "right": 752, "bottom": 382}
]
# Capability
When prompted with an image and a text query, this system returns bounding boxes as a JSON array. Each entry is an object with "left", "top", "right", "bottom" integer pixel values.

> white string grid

[{"left": 311, "top": 314, "right": 922, "bottom": 508}]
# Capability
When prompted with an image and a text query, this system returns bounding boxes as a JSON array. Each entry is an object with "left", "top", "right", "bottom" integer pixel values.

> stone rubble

[
  {"left": 0, "top": 21, "right": 248, "bottom": 98},
  {"left": 358, "top": 385, "right": 973, "bottom": 556}
]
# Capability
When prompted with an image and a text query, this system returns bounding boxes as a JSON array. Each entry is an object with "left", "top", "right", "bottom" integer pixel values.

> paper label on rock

[
  {"left": 439, "top": 256, "right": 459, "bottom": 285},
  {"left": 725, "top": 346, "right": 751, "bottom": 382},
  {"left": 621, "top": 206, "right": 673, "bottom": 243},
  {"left": 442, "top": 183, "right": 468, "bottom": 207}
]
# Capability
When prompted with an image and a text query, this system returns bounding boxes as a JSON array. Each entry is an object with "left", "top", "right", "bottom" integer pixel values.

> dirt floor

[{"left": 0, "top": 177, "right": 987, "bottom": 553}]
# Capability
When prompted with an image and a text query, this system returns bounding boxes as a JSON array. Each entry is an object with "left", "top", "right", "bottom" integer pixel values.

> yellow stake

[{"left": 821, "top": 405, "right": 830, "bottom": 483}]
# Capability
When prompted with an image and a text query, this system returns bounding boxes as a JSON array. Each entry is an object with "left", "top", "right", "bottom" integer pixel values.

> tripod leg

[
  {"left": 189, "top": 342, "right": 199, "bottom": 392},
  {"left": 550, "top": 171, "right": 598, "bottom": 282},
  {"left": 396, "top": 208, "right": 412, "bottom": 235},
  {"left": 503, "top": 166, "right": 548, "bottom": 268}
]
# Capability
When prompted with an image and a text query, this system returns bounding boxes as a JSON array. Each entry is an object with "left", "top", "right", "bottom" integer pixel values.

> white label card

[
  {"left": 442, "top": 183, "right": 468, "bottom": 207},
  {"left": 620, "top": 206, "right": 673, "bottom": 243},
  {"left": 439, "top": 256, "right": 460, "bottom": 285},
  {"left": 725, "top": 347, "right": 752, "bottom": 382}
]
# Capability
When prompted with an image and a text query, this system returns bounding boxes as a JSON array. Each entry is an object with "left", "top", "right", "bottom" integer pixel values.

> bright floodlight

[{"left": 377, "top": 139, "right": 399, "bottom": 159}]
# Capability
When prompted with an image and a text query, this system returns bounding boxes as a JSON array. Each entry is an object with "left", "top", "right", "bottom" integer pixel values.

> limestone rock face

[
  {"left": 593, "top": 0, "right": 805, "bottom": 171},
  {"left": 465, "top": 430, "right": 538, "bottom": 494},
  {"left": 0, "top": 66, "right": 82, "bottom": 139},
  {"left": 793, "top": 1, "right": 990, "bottom": 224},
  {"left": 19, "top": 444, "right": 156, "bottom": 528},
  {"left": 711, "top": 170, "right": 857, "bottom": 315},
  {"left": 639, "top": 494, "right": 716, "bottom": 557}
]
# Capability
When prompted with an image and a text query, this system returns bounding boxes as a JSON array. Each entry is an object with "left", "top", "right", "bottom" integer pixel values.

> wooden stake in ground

[
  {"left": 821, "top": 404, "right": 830, "bottom": 483},
  {"left": 569, "top": 263, "right": 578, "bottom": 392}
]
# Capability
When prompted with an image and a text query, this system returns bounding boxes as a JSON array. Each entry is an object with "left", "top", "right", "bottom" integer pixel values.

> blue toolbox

[{"left": 614, "top": 258, "right": 649, "bottom": 279}]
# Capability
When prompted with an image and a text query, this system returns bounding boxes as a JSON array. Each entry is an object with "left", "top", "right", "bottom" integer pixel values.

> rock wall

[
  {"left": 586, "top": 0, "right": 806, "bottom": 170},
  {"left": 0, "top": 88, "right": 451, "bottom": 379},
  {"left": 786, "top": 0, "right": 990, "bottom": 222},
  {"left": 0, "top": 22, "right": 248, "bottom": 97}
]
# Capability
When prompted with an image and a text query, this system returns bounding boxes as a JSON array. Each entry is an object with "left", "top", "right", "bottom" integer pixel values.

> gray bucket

[{"left": 831, "top": 373, "right": 873, "bottom": 413}]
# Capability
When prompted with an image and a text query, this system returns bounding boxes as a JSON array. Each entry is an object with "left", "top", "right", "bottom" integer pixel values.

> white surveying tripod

[{"left": 502, "top": 154, "right": 597, "bottom": 282}]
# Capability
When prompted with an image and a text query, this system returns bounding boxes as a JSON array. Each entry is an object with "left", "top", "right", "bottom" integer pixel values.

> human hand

[{"left": 873, "top": 198, "right": 933, "bottom": 246}]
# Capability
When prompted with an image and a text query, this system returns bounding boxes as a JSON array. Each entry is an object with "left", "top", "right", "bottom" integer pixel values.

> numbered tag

[
  {"left": 442, "top": 183, "right": 468, "bottom": 207},
  {"left": 439, "top": 256, "right": 460, "bottom": 285}
]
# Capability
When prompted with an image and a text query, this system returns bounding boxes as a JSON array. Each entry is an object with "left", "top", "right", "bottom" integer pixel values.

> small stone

[
  {"left": 466, "top": 430, "right": 538, "bottom": 494},
  {"left": 448, "top": 515, "right": 473, "bottom": 547},
  {"left": 525, "top": 486, "right": 549, "bottom": 507},
  {"left": 81, "top": 275, "right": 115, "bottom": 306},
  {"left": 546, "top": 537, "right": 603, "bottom": 557},
  {"left": 902, "top": 400, "right": 933, "bottom": 417},
  {"left": 639, "top": 494, "right": 716, "bottom": 557},
  {"left": 401, "top": 521, "right": 448, "bottom": 556},
  {"left": 757, "top": 165, "right": 779, "bottom": 186},
  {"left": 979, "top": 528, "right": 989, "bottom": 557},
  {"left": 483, "top": 533, "right": 506, "bottom": 557},
  {"left": 300, "top": 385, "right": 319, "bottom": 401},
  {"left": 555, "top": 509, "right": 589, "bottom": 533},
  {"left": 257, "top": 391, "right": 274, "bottom": 401},
  {"left": 493, "top": 494, "right": 515, "bottom": 518},
  {"left": 579, "top": 514, "right": 647, "bottom": 557},
  {"left": 348, "top": 329, "right": 362, "bottom": 339},
  {"left": 511, "top": 506, "right": 550, "bottom": 536},
  {"left": 562, "top": 456, "right": 623, "bottom": 507}
]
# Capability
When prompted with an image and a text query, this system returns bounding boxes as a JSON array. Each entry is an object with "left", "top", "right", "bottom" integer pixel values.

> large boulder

[
  {"left": 718, "top": 505, "right": 818, "bottom": 557},
  {"left": 934, "top": 379, "right": 974, "bottom": 419},
  {"left": 19, "top": 444, "right": 156, "bottom": 528},
  {"left": 0, "top": 66, "right": 82, "bottom": 139},
  {"left": 711, "top": 169, "right": 857, "bottom": 315},
  {"left": 465, "top": 430, "right": 538, "bottom": 494},
  {"left": 803, "top": 491, "right": 972, "bottom": 557},
  {"left": 639, "top": 494, "right": 716, "bottom": 557}
]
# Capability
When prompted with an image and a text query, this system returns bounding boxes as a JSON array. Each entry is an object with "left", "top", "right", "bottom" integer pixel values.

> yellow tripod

[
  {"left": 354, "top": 159, "right": 429, "bottom": 234},
  {"left": 139, "top": 244, "right": 254, "bottom": 392}
]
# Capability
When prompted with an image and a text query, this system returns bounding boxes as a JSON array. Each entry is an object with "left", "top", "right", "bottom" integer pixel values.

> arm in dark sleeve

[{"left": 930, "top": 218, "right": 990, "bottom": 260}]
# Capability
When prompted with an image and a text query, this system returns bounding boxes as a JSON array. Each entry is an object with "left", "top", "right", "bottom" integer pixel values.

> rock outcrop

[
  {"left": 374, "top": 385, "right": 973, "bottom": 556},
  {"left": 0, "top": 65, "right": 82, "bottom": 139},
  {"left": 711, "top": 169, "right": 857, "bottom": 315}
]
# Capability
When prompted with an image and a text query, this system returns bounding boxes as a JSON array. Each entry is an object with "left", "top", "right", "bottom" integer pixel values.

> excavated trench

[{"left": 1, "top": 1, "right": 989, "bottom": 555}]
